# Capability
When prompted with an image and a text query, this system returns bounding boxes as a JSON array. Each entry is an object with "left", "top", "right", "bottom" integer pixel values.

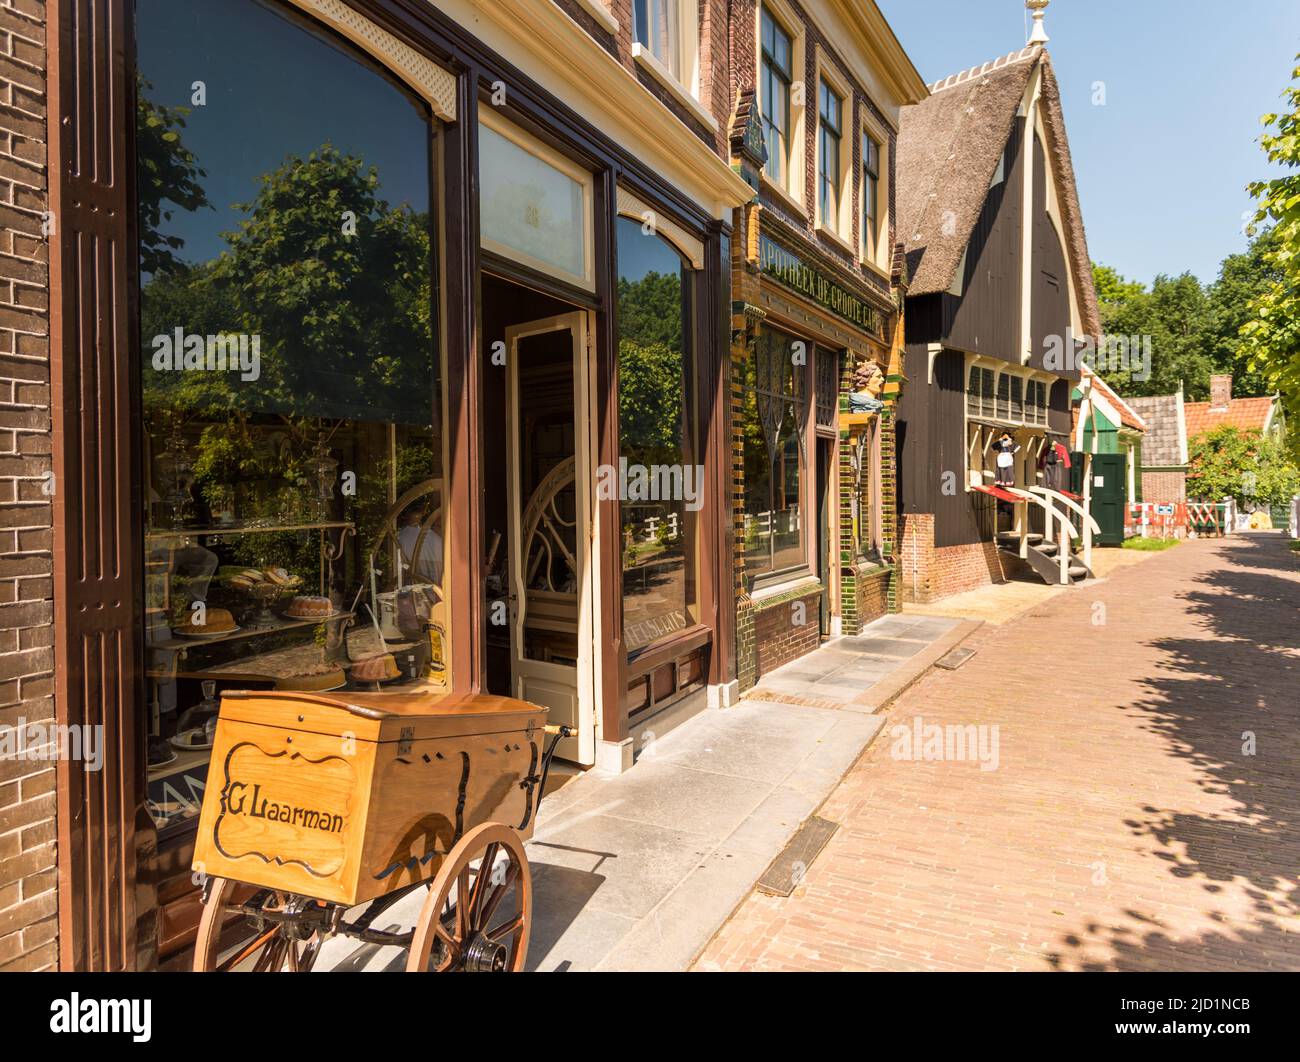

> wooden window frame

[{"left": 756, "top": 0, "right": 806, "bottom": 211}]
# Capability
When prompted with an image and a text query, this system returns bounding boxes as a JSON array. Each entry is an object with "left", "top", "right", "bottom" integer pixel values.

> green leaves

[
  {"left": 1238, "top": 54, "right": 1300, "bottom": 460},
  {"left": 1187, "top": 426, "right": 1300, "bottom": 506},
  {"left": 135, "top": 76, "right": 210, "bottom": 277}
]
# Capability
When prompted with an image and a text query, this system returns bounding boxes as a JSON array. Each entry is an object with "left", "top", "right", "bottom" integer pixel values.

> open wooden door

[{"left": 504, "top": 312, "right": 598, "bottom": 764}]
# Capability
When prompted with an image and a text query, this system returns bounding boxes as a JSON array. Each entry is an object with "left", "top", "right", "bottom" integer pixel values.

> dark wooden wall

[
  {"left": 896, "top": 347, "right": 984, "bottom": 547},
  {"left": 944, "top": 118, "right": 1023, "bottom": 362},
  {"left": 1029, "top": 132, "right": 1073, "bottom": 374}
]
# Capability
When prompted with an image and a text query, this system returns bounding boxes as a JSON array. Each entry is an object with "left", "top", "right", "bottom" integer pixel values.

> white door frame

[{"left": 503, "top": 311, "right": 599, "bottom": 765}]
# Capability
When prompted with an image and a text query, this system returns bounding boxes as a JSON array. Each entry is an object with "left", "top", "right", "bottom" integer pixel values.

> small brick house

[{"left": 1128, "top": 391, "right": 1190, "bottom": 504}]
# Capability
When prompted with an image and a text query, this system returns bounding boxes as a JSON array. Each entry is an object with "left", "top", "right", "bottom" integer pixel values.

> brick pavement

[{"left": 695, "top": 535, "right": 1300, "bottom": 971}]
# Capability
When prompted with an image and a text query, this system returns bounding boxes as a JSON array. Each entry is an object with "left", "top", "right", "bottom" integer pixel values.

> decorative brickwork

[
  {"left": 728, "top": 0, "right": 909, "bottom": 678},
  {"left": 0, "top": 0, "right": 57, "bottom": 973},
  {"left": 752, "top": 585, "right": 821, "bottom": 677},
  {"left": 555, "top": 0, "right": 731, "bottom": 156}
]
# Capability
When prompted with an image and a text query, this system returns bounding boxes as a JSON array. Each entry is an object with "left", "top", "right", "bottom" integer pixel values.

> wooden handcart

[{"left": 190, "top": 689, "right": 568, "bottom": 972}]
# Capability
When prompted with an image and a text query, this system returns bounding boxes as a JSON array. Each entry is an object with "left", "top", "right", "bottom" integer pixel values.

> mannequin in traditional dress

[{"left": 993, "top": 431, "right": 1020, "bottom": 487}]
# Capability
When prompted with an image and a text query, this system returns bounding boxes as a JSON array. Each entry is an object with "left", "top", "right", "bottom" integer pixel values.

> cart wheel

[
  {"left": 406, "top": 823, "right": 532, "bottom": 972},
  {"left": 193, "top": 877, "right": 324, "bottom": 972}
]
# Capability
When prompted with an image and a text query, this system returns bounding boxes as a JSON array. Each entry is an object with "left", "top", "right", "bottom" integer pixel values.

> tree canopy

[
  {"left": 1090, "top": 243, "right": 1276, "bottom": 401},
  {"left": 1187, "top": 426, "right": 1300, "bottom": 506},
  {"left": 1239, "top": 56, "right": 1300, "bottom": 458}
]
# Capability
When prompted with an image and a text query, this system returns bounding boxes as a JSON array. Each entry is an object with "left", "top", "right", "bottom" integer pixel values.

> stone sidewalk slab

[{"left": 313, "top": 612, "right": 980, "bottom": 972}]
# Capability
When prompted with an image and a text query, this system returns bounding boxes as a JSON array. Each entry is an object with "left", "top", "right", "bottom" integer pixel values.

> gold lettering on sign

[
  {"left": 758, "top": 234, "right": 884, "bottom": 338},
  {"left": 213, "top": 742, "right": 356, "bottom": 878}
]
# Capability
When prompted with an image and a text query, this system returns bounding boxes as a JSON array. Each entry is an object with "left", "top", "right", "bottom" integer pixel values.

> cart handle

[{"left": 543, "top": 724, "right": 575, "bottom": 738}]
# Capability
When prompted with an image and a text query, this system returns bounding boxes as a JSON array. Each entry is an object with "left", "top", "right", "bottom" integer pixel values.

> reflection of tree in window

[
  {"left": 135, "top": 0, "right": 443, "bottom": 834},
  {"left": 742, "top": 326, "right": 806, "bottom": 578},
  {"left": 616, "top": 217, "right": 693, "bottom": 653}
]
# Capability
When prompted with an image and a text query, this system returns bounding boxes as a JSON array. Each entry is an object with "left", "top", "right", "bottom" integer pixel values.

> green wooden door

[{"left": 1087, "top": 453, "right": 1128, "bottom": 545}]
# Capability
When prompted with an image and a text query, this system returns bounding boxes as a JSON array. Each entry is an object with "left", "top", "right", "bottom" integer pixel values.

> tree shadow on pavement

[{"left": 1048, "top": 534, "right": 1300, "bottom": 971}]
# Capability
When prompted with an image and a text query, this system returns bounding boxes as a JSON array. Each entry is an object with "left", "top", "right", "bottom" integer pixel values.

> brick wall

[
  {"left": 1141, "top": 470, "right": 1186, "bottom": 504},
  {"left": 752, "top": 587, "right": 821, "bottom": 677},
  {"left": 0, "top": 0, "right": 57, "bottom": 972},
  {"left": 897, "top": 513, "right": 1007, "bottom": 604}
]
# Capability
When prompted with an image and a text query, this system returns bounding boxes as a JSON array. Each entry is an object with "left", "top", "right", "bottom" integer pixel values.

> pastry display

[
  {"left": 264, "top": 566, "right": 300, "bottom": 587},
  {"left": 284, "top": 595, "right": 334, "bottom": 619},
  {"left": 173, "top": 606, "right": 237, "bottom": 636},
  {"left": 351, "top": 653, "right": 400, "bottom": 682},
  {"left": 148, "top": 734, "right": 177, "bottom": 768},
  {"left": 170, "top": 727, "right": 214, "bottom": 751},
  {"left": 223, "top": 566, "right": 302, "bottom": 591}
]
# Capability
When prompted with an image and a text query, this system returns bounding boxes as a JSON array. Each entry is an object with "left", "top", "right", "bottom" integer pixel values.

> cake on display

[
  {"left": 173, "top": 606, "right": 237, "bottom": 636},
  {"left": 284, "top": 595, "right": 334, "bottom": 619}
]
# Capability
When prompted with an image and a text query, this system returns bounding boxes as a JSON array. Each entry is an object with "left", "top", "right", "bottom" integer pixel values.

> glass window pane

[
  {"left": 136, "top": 0, "right": 442, "bottom": 840},
  {"left": 1011, "top": 376, "right": 1024, "bottom": 421},
  {"left": 617, "top": 218, "right": 693, "bottom": 652},
  {"left": 742, "top": 326, "right": 806, "bottom": 580},
  {"left": 479, "top": 118, "right": 589, "bottom": 287}
]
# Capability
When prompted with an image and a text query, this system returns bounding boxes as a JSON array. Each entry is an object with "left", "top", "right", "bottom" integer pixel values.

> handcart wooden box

[{"left": 191, "top": 689, "right": 563, "bottom": 972}]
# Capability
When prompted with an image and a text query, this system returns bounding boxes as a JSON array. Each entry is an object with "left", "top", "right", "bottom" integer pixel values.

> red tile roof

[{"left": 1183, "top": 397, "right": 1276, "bottom": 439}]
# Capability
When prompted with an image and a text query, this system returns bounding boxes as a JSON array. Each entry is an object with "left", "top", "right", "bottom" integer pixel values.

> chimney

[
  {"left": 1026, "top": 0, "right": 1051, "bottom": 46},
  {"left": 1210, "top": 374, "right": 1232, "bottom": 412}
]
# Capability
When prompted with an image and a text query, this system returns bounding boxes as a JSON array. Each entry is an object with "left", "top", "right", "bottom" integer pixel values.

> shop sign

[{"left": 759, "top": 233, "right": 885, "bottom": 338}]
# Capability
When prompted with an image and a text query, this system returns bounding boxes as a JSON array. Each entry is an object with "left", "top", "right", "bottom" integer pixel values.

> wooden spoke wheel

[
  {"left": 193, "top": 878, "right": 325, "bottom": 973},
  {"left": 406, "top": 823, "right": 532, "bottom": 972}
]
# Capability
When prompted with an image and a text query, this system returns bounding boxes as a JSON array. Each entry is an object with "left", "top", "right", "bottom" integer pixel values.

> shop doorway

[{"left": 481, "top": 276, "right": 599, "bottom": 764}]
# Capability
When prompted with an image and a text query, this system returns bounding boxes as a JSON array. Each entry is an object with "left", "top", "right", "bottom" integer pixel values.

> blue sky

[{"left": 877, "top": 0, "right": 1300, "bottom": 286}]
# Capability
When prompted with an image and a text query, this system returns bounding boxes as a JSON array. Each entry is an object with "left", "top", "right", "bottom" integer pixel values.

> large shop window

[
  {"left": 616, "top": 217, "right": 696, "bottom": 653},
  {"left": 136, "top": 0, "right": 442, "bottom": 839},
  {"left": 742, "top": 325, "right": 808, "bottom": 580}
]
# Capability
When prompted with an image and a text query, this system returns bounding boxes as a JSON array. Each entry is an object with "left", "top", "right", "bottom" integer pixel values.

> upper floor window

[
  {"left": 967, "top": 365, "right": 995, "bottom": 419},
  {"left": 760, "top": 7, "right": 793, "bottom": 186},
  {"left": 862, "top": 131, "right": 880, "bottom": 258},
  {"left": 817, "top": 79, "right": 842, "bottom": 230},
  {"left": 634, "top": 0, "right": 687, "bottom": 82}
]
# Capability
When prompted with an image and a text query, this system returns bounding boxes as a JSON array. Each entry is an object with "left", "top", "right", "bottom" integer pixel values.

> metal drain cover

[
  {"left": 935, "top": 647, "right": 976, "bottom": 670},
  {"left": 755, "top": 816, "right": 838, "bottom": 897}
]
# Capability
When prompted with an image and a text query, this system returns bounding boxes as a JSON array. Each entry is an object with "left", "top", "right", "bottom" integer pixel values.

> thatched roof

[{"left": 897, "top": 46, "right": 1101, "bottom": 338}]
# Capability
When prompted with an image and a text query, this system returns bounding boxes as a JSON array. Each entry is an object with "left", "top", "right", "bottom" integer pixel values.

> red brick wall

[
  {"left": 1141, "top": 470, "right": 1186, "bottom": 504},
  {"left": 753, "top": 589, "right": 821, "bottom": 678},
  {"left": 898, "top": 513, "right": 1006, "bottom": 604},
  {"left": 0, "top": 0, "right": 57, "bottom": 972}
]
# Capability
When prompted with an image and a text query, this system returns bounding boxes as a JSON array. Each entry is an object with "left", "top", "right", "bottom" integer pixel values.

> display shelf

[
  {"left": 147, "top": 610, "right": 353, "bottom": 652},
  {"left": 146, "top": 519, "right": 353, "bottom": 543}
]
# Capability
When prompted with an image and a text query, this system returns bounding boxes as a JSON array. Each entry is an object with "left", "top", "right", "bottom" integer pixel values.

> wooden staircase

[
  {"left": 996, "top": 531, "right": 1092, "bottom": 585},
  {"left": 992, "top": 485, "right": 1101, "bottom": 587}
]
